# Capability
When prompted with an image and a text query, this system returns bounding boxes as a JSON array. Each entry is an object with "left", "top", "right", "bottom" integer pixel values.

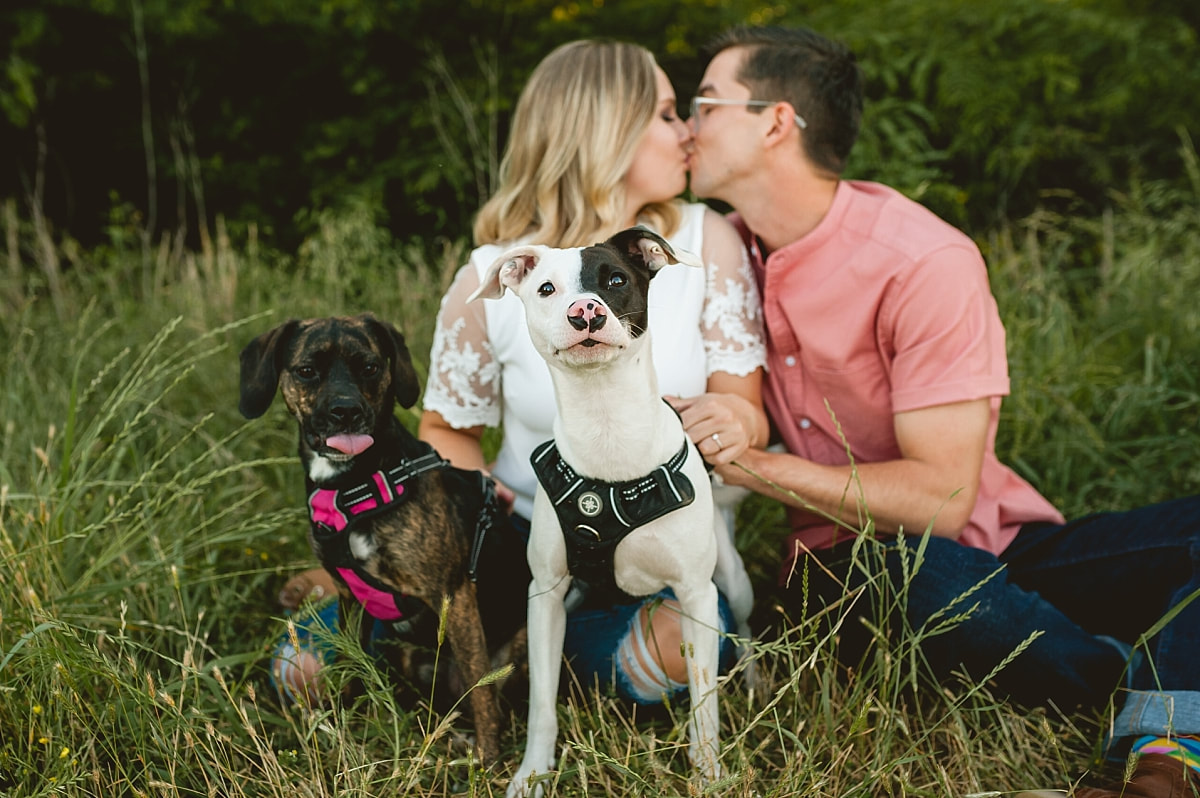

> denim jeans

[
  {"left": 786, "top": 495, "right": 1200, "bottom": 737},
  {"left": 563, "top": 587, "right": 737, "bottom": 703}
]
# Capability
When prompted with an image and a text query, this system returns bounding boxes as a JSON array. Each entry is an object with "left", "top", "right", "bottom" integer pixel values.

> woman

[
  {"left": 274, "top": 40, "right": 767, "bottom": 706},
  {"left": 419, "top": 39, "right": 767, "bottom": 704}
]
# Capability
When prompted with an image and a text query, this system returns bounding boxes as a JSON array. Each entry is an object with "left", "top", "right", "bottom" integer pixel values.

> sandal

[{"left": 279, "top": 567, "right": 337, "bottom": 611}]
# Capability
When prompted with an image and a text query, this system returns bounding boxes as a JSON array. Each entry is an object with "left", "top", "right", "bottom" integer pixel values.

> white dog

[{"left": 470, "top": 226, "right": 754, "bottom": 797}]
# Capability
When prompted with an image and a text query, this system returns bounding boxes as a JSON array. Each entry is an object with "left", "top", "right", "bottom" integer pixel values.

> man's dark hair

[{"left": 705, "top": 26, "right": 863, "bottom": 177}]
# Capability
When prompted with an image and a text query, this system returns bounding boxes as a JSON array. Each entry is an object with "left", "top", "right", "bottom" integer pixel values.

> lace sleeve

[
  {"left": 421, "top": 264, "right": 503, "bottom": 429},
  {"left": 700, "top": 210, "right": 767, "bottom": 377}
]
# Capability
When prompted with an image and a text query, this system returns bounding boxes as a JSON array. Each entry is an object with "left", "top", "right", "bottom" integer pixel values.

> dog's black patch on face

[{"left": 579, "top": 244, "right": 653, "bottom": 338}]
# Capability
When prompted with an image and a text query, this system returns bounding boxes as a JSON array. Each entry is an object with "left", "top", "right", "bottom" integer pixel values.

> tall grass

[{"left": 1, "top": 163, "right": 1197, "bottom": 795}]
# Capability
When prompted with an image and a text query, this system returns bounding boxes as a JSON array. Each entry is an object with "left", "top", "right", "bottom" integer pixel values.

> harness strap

[
  {"left": 467, "top": 472, "right": 498, "bottom": 583},
  {"left": 308, "top": 449, "right": 448, "bottom": 533},
  {"left": 531, "top": 437, "right": 696, "bottom": 605},
  {"left": 334, "top": 566, "right": 426, "bottom": 625}
]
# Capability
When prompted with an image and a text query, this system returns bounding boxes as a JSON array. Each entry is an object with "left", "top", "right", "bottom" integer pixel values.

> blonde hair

[{"left": 473, "top": 40, "right": 682, "bottom": 248}]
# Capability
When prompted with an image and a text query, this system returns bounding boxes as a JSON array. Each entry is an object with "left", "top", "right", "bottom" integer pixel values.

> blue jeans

[
  {"left": 789, "top": 496, "right": 1200, "bottom": 739},
  {"left": 564, "top": 587, "right": 738, "bottom": 703}
]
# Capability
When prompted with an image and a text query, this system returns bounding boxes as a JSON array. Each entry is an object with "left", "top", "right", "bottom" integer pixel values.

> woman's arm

[
  {"left": 418, "top": 411, "right": 488, "bottom": 471},
  {"left": 670, "top": 371, "right": 768, "bottom": 466},
  {"left": 417, "top": 260, "right": 516, "bottom": 507},
  {"left": 668, "top": 207, "right": 769, "bottom": 466}
]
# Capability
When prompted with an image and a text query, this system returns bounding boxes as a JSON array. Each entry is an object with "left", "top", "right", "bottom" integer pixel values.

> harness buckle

[{"left": 575, "top": 524, "right": 602, "bottom": 541}]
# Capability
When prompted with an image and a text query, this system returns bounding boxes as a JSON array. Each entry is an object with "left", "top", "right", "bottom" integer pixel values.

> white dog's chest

[{"left": 610, "top": 510, "right": 718, "bottom": 595}]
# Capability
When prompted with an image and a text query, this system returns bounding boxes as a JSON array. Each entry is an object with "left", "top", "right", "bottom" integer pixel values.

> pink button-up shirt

[{"left": 736, "top": 181, "right": 1063, "bottom": 570}]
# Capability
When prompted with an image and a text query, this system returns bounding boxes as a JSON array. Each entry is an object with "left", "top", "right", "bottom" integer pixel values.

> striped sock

[{"left": 1133, "top": 734, "right": 1200, "bottom": 773}]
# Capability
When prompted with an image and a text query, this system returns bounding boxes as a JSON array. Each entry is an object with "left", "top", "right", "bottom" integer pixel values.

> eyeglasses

[{"left": 689, "top": 96, "right": 807, "bottom": 131}]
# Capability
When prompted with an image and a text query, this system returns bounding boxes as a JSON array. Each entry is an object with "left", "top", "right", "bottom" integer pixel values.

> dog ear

[
  {"left": 468, "top": 246, "right": 545, "bottom": 301},
  {"left": 607, "top": 225, "right": 703, "bottom": 275},
  {"left": 238, "top": 320, "right": 300, "bottom": 419},
  {"left": 359, "top": 314, "right": 421, "bottom": 410}
]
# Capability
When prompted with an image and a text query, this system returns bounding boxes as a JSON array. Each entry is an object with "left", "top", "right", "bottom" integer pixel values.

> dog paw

[{"left": 506, "top": 765, "right": 551, "bottom": 798}]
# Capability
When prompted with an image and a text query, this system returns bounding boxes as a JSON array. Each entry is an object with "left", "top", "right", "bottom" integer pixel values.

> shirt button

[
  {"left": 784, "top": 355, "right": 797, "bottom": 367},
  {"left": 799, "top": 417, "right": 812, "bottom": 430}
]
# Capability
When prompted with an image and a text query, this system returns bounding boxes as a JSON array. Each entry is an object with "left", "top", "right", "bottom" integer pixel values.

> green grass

[{"left": 1, "top": 167, "right": 1198, "bottom": 795}]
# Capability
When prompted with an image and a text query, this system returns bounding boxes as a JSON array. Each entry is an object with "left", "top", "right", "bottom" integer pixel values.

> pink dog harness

[{"left": 307, "top": 448, "right": 450, "bottom": 623}]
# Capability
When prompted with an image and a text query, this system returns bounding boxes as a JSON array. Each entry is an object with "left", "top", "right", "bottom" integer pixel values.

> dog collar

[{"left": 530, "top": 437, "right": 695, "bottom": 605}]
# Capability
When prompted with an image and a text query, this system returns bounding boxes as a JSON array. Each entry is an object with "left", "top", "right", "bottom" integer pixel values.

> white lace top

[{"left": 423, "top": 202, "right": 766, "bottom": 518}]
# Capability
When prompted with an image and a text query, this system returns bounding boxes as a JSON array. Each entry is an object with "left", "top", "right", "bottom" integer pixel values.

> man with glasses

[{"left": 687, "top": 25, "right": 1200, "bottom": 798}]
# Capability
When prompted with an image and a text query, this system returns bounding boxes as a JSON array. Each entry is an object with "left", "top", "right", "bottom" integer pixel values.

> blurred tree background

[{"left": 1, "top": 0, "right": 1197, "bottom": 254}]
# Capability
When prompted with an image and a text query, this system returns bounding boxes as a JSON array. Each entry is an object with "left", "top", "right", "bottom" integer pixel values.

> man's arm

[{"left": 717, "top": 397, "right": 990, "bottom": 539}]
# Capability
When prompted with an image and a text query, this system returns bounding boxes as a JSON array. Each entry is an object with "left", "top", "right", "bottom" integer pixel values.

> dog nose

[
  {"left": 567, "top": 299, "right": 607, "bottom": 332},
  {"left": 328, "top": 400, "right": 365, "bottom": 426}
]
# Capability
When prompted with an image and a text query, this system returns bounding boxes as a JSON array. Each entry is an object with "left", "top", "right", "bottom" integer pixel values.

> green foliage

[
  {"left": 4, "top": 0, "right": 1198, "bottom": 246},
  {"left": 806, "top": 0, "right": 1200, "bottom": 231},
  {"left": 1, "top": 7, "right": 1199, "bottom": 787},
  {"left": 0, "top": 0, "right": 745, "bottom": 250},
  {"left": 988, "top": 136, "right": 1200, "bottom": 514}
]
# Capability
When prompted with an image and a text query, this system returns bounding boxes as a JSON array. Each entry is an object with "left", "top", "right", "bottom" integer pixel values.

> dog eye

[
  {"left": 361, "top": 363, "right": 380, "bottom": 378},
  {"left": 537, "top": 282, "right": 555, "bottom": 297},
  {"left": 607, "top": 272, "right": 627, "bottom": 289},
  {"left": 294, "top": 365, "right": 317, "bottom": 380}
]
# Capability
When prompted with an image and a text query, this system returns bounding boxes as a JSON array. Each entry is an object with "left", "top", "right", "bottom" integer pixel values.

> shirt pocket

[{"left": 801, "top": 353, "right": 898, "bottom": 459}]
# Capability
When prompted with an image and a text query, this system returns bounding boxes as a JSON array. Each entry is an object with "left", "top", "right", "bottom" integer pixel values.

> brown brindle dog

[{"left": 238, "top": 314, "right": 529, "bottom": 764}]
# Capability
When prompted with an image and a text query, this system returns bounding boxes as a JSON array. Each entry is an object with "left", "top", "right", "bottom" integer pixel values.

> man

[{"left": 687, "top": 25, "right": 1200, "bottom": 797}]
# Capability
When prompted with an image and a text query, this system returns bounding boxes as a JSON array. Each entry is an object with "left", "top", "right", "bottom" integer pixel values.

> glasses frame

[{"left": 689, "top": 96, "right": 807, "bottom": 130}]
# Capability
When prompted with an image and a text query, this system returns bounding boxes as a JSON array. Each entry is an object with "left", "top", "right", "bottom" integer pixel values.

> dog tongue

[{"left": 325, "top": 434, "right": 374, "bottom": 455}]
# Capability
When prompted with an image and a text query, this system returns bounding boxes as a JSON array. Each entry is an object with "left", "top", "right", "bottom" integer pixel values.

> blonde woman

[
  {"left": 419, "top": 39, "right": 767, "bottom": 705},
  {"left": 273, "top": 40, "right": 767, "bottom": 707}
]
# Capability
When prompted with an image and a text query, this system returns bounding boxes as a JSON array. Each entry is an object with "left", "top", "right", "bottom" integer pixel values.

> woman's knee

[
  {"left": 272, "top": 640, "right": 327, "bottom": 706},
  {"left": 614, "top": 599, "right": 689, "bottom": 702}
]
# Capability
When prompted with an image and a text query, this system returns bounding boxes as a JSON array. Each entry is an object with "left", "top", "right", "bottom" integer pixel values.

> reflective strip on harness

[{"left": 309, "top": 480, "right": 404, "bottom": 532}]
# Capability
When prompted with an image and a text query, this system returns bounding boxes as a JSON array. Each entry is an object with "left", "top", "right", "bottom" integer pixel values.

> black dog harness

[
  {"left": 307, "top": 443, "right": 499, "bottom": 627},
  {"left": 530, "top": 438, "right": 695, "bottom": 605}
]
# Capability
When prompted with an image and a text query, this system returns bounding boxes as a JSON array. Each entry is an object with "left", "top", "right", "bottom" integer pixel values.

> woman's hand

[
  {"left": 488, "top": 473, "right": 516, "bottom": 515},
  {"left": 666, "top": 392, "right": 763, "bottom": 466}
]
